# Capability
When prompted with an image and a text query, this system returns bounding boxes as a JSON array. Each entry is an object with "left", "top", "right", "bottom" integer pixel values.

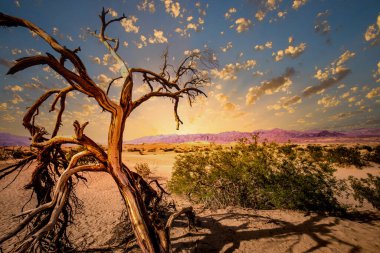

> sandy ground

[{"left": 0, "top": 147, "right": 380, "bottom": 252}]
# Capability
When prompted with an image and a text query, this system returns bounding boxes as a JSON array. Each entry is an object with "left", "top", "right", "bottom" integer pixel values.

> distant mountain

[
  {"left": 0, "top": 132, "right": 30, "bottom": 146},
  {"left": 126, "top": 128, "right": 380, "bottom": 144}
]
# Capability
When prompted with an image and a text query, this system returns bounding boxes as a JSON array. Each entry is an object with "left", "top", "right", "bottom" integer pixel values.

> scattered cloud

[
  {"left": 234, "top": 18, "right": 252, "bottom": 33},
  {"left": 224, "top": 8, "right": 237, "bottom": 20},
  {"left": 364, "top": 14, "right": 380, "bottom": 46},
  {"left": 314, "top": 10, "right": 331, "bottom": 36},
  {"left": 11, "top": 48, "right": 22, "bottom": 55},
  {"left": 246, "top": 67, "right": 295, "bottom": 105},
  {"left": 306, "top": 50, "right": 355, "bottom": 96},
  {"left": 220, "top": 42, "right": 233, "bottom": 52},
  {"left": 137, "top": 0, "right": 155, "bottom": 13},
  {"left": 366, "top": 86, "right": 380, "bottom": 99},
  {"left": 373, "top": 61, "right": 380, "bottom": 83},
  {"left": 254, "top": 41, "right": 272, "bottom": 51},
  {"left": 108, "top": 8, "right": 118, "bottom": 17},
  {"left": 267, "top": 95, "right": 302, "bottom": 114},
  {"left": 273, "top": 38, "right": 306, "bottom": 61},
  {"left": 120, "top": 16, "right": 139, "bottom": 33},
  {"left": 329, "top": 111, "right": 361, "bottom": 121},
  {"left": 11, "top": 94, "right": 24, "bottom": 104},
  {"left": 211, "top": 59, "right": 257, "bottom": 80},
  {"left": 317, "top": 95, "right": 340, "bottom": 108},
  {"left": 303, "top": 69, "right": 351, "bottom": 96},
  {"left": 163, "top": 0, "right": 181, "bottom": 18},
  {"left": 148, "top": 29, "right": 168, "bottom": 44},
  {"left": 292, "top": 0, "right": 307, "bottom": 10},
  {"left": 255, "top": 10, "right": 266, "bottom": 21},
  {"left": 4, "top": 85, "right": 23, "bottom": 92}
]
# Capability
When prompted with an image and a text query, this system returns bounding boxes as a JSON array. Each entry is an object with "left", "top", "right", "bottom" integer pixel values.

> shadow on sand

[{"left": 171, "top": 211, "right": 380, "bottom": 253}]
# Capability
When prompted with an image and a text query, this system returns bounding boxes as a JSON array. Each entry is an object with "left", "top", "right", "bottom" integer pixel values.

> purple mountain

[
  {"left": 0, "top": 132, "right": 30, "bottom": 146},
  {"left": 126, "top": 128, "right": 380, "bottom": 144}
]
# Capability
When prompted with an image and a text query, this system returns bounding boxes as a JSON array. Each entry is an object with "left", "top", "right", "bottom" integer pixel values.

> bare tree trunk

[{"left": 107, "top": 109, "right": 166, "bottom": 252}]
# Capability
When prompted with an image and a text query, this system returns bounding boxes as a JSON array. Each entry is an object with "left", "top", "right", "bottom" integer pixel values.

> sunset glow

[{"left": 0, "top": 0, "right": 379, "bottom": 142}]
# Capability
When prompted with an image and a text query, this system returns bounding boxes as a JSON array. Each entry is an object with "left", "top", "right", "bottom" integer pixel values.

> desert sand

[{"left": 1, "top": 144, "right": 380, "bottom": 252}]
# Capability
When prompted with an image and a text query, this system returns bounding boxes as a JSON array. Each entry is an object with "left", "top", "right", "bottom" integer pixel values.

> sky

[{"left": 0, "top": 0, "right": 379, "bottom": 143}]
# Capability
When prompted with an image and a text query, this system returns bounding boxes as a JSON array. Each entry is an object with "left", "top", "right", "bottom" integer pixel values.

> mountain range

[
  {"left": 126, "top": 128, "right": 380, "bottom": 144},
  {"left": 1, "top": 128, "right": 379, "bottom": 146}
]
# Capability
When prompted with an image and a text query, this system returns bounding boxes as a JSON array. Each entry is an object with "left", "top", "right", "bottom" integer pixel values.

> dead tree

[{"left": 0, "top": 8, "right": 213, "bottom": 253}]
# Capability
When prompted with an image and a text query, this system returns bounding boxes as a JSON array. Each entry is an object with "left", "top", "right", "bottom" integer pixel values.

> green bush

[
  {"left": 349, "top": 174, "right": 380, "bottom": 210},
  {"left": 364, "top": 145, "right": 380, "bottom": 164},
  {"left": 325, "top": 146, "right": 367, "bottom": 168},
  {"left": 65, "top": 146, "right": 98, "bottom": 165},
  {"left": 169, "top": 138, "right": 346, "bottom": 214}
]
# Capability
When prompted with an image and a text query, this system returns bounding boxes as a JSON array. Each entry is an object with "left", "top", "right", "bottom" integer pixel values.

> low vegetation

[
  {"left": 170, "top": 137, "right": 380, "bottom": 213},
  {"left": 349, "top": 174, "right": 380, "bottom": 210}
]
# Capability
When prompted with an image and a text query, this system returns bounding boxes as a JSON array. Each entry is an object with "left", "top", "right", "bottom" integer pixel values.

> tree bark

[{"left": 107, "top": 108, "right": 167, "bottom": 252}]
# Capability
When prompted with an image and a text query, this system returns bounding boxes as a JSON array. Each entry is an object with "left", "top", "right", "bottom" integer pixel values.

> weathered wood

[{"left": 0, "top": 9, "right": 210, "bottom": 253}]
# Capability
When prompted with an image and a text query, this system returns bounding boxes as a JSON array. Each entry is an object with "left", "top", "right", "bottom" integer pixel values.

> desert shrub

[
  {"left": 364, "top": 145, "right": 380, "bottom": 164},
  {"left": 306, "top": 144, "right": 324, "bottom": 161},
  {"left": 0, "top": 148, "right": 11, "bottom": 160},
  {"left": 134, "top": 162, "right": 151, "bottom": 178},
  {"left": 326, "top": 146, "right": 367, "bottom": 168},
  {"left": 349, "top": 174, "right": 380, "bottom": 210},
  {"left": 162, "top": 147, "right": 175, "bottom": 152},
  {"left": 65, "top": 146, "right": 97, "bottom": 165},
  {"left": 169, "top": 138, "right": 345, "bottom": 214},
  {"left": 359, "top": 145, "right": 373, "bottom": 152},
  {"left": 147, "top": 148, "right": 156, "bottom": 152}
]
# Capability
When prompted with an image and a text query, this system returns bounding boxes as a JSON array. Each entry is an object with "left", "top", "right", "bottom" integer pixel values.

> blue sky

[{"left": 0, "top": 0, "right": 379, "bottom": 142}]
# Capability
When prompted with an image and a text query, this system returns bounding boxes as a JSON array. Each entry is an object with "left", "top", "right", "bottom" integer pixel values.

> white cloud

[
  {"left": 11, "top": 94, "right": 24, "bottom": 104},
  {"left": 148, "top": 29, "right": 168, "bottom": 44},
  {"left": 254, "top": 41, "right": 272, "bottom": 51},
  {"left": 364, "top": 14, "right": 380, "bottom": 45},
  {"left": 313, "top": 50, "right": 355, "bottom": 82},
  {"left": 5, "top": 85, "right": 23, "bottom": 92},
  {"left": 137, "top": 0, "right": 155, "bottom": 13},
  {"left": 163, "top": 0, "right": 181, "bottom": 18},
  {"left": 220, "top": 42, "right": 233, "bottom": 52},
  {"left": 274, "top": 42, "right": 306, "bottom": 62},
  {"left": 121, "top": 16, "right": 139, "bottom": 33},
  {"left": 11, "top": 48, "right": 22, "bottom": 55},
  {"left": 317, "top": 95, "right": 340, "bottom": 108},
  {"left": 211, "top": 60, "right": 256, "bottom": 80},
  {"left": 108, "top": 8, "right": 118, "bottom": 17},
  {"left": 366, "top": 87, "right": 380, "bottom": 99},
  {"left": 224, "top": 8, "right": 237, "bottom": 20},
  {"left": 292, "top": 0, "right": 307, "bottom": 10},
  {"left": 234, "top": 18, "right": 252, "bottom": 33}
]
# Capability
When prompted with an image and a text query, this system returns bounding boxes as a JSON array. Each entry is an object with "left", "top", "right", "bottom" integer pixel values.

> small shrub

[
  {"left": 65, "top": 146, "right": 97, "bottom": 165},
  {"left": 326, "top": 146, "right": 367, "bottom": 168},
  {"left": 162, "top": 148, "right": 175, "bottom": 152},
  {"left": 349, "top": 174, "right": 380, "bottom": 210},
  {"left": 306, "top": 144, "right": 324, "bottom": 161},
  {"left": 364, "top": 145, "right": 380, "bottom": 164},
  {"left": 134, "top": 162, "right": 151, "bottom": 178}
]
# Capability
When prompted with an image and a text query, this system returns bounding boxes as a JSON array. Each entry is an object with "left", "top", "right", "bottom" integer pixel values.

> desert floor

[{"left": 1, "top": 144, "right": 380, "bottom": 252}]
